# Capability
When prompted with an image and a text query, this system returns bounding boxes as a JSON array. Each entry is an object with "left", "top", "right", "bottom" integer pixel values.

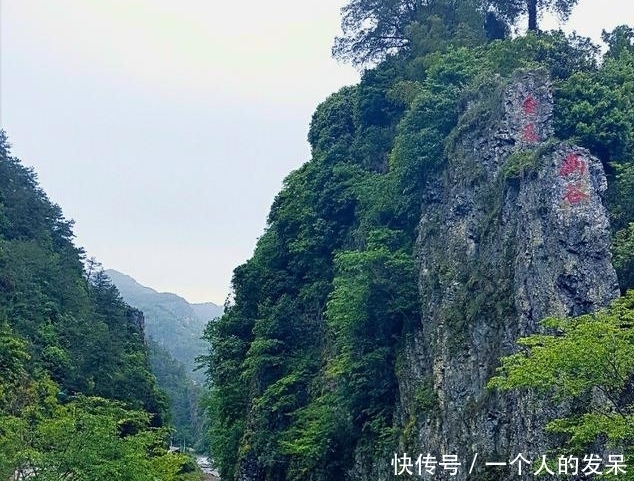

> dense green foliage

[
  {"left": 489, "top": 291, "right": 634, "bottom": 475},
  {"left": 0, "top": 132, "right": 198, "bottom": 479},
  {"left": 106, "top": 269, "right": 219, "bottom": 450},
  {"left": 0, "top": 370, "right": 190, "bottom": 481},
  {"left": 204, "top": 24, "right": 634, "bottom": 481},
  {"left": 333, "top": 0, "right": 583, "bottom": 66},
  {"left": 149, "top": 340, "right": 205, "bottom": 450}
]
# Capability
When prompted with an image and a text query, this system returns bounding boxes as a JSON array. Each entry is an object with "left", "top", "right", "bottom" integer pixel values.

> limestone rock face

[{"left": 400, "top": 70, "right": 619, "bottom": 480}]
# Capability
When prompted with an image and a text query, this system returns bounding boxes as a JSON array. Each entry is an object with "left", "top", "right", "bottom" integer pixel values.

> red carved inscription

[
  {"left": 563, "top": 184, "right": 589, "bottom": 204},
  {"left": 559, "top": 153, "right": 586, "bottom": 177},
  {"left": 522, "top": 123, "right": 539, "bottom": 143},
  {"left": 523, "top": 95, "right": 539, "bottom": 115}
]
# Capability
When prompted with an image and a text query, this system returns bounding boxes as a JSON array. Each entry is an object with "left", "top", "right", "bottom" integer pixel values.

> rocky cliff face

[
  {"left": 127, "top": 306, "right": 146, "bottom": 338},
  {"left": 221, "top": 67, "right": 623, "bottom": 481},
  {"left": 398, "top": 70, "right": 619, "bottom": 480}
]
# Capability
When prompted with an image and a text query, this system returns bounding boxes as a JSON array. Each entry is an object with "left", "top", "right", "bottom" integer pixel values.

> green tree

[
  {"left": 332, "top": 0, "right": 418, "bottom": 66},
  {"left": 489, "top": 291, "right": 634, "bottom": 465},
  {"left": 487, "top": 0, "right": 580, "bottom": 31},
  {"left": 149, "top": 340, "right": 204, "bottom": 449},
  {"left": 325, "top": 230, "right": 419, "bottom": 427},
  {"left": 613, "top": 223, "right": 634, "bottom": 295},
  {"left": 332, "top": 0, "right": 488, "bottom": 66},
  {"left": 602, "top": 25, "right": 634, "bottom": 60},
  {"left": 0, "top": 391, "right": 189, "bottom": 481}
]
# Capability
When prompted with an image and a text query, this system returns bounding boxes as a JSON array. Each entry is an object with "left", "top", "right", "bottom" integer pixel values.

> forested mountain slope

[
  {"left": 106, "top": 268, "right": 222, "bottom": 383},
  {"left": 202, "top": 24, "right": 634, "bottom": 481},
  {"left": 0, "top": 132, "right": 195, "bottom": 480},
  {"left": 105, "top": 269, "right": 220, "bottom": 450},
  {"left": 148, "top": 340, "right": 206, "bottom": 450}
]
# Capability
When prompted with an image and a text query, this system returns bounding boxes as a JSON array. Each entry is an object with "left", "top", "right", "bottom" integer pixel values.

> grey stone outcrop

[{"left": 397, "top": 70, "right": 619, "bottom": 481}]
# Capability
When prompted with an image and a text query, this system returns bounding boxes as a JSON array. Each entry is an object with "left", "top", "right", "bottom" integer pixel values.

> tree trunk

[{"left": 527, "top": 0, "right": 538, "bottom": 31}]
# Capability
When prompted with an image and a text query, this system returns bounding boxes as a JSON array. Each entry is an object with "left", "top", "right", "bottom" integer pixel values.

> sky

[{"left": 0, "top": 0, "right": 633, "bottom": 305}]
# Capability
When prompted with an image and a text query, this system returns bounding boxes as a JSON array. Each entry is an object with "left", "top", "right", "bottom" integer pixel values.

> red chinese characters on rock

[
  {"left": 522, "top": 123, "right": 539, "bottom": 143},
  {"left": 520, "top": 95, "right": 540, "bottom": 143},
  {"left": 563, "top": 184, "right": 589, "bottom": 204},
  {"left": 559, "top": 153, "right": 586, "bottom": 177},
  {"left": 522, "top": 95, "right": 539, "bottom": 115},
  {"left": 559, "top": 151, "right": 590, "bottom": 205}
]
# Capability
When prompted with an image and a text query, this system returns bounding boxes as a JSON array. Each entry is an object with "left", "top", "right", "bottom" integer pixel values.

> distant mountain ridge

[{"left": 105, "top": 269, "right": 222, "bottom": 382}]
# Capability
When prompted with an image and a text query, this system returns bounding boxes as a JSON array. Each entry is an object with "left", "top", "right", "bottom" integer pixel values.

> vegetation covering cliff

[
  {"left": 202, "top": 17, "right": 634, "bottom": 481},
  {"left": 0, "top": 132, "right": 197, "bottom": 480}
]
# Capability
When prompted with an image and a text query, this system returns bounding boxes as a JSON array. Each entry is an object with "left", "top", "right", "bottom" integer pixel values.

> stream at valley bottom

[{"left": 196, "top": 456, "right": 220, "bottom": 480}]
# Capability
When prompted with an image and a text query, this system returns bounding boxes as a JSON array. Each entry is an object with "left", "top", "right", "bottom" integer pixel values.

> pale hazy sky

[{"left": 1, "top": 0, "right": 632, "bottom": 304}]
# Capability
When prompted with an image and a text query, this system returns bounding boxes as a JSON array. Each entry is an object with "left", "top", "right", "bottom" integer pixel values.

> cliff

[
  {"left": 399, "top": 70, "right": 619, "bottom": 480},
  {"left": 203, "top": 33, "right": 634, "bottom": 481}
]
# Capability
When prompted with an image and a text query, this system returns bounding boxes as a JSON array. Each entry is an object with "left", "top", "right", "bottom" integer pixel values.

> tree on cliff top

[
  {"left": 332, "top": 0, "right": 414, "bottom": 66},
  {"left": 333, "top": 0, "right": 582, "bottom": 66},
  {"left": 332, "top": 0, "right": 488, "bottom": 67},
  {"left": 487, "top": 0, "right": 580, "bottom": 32}
]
